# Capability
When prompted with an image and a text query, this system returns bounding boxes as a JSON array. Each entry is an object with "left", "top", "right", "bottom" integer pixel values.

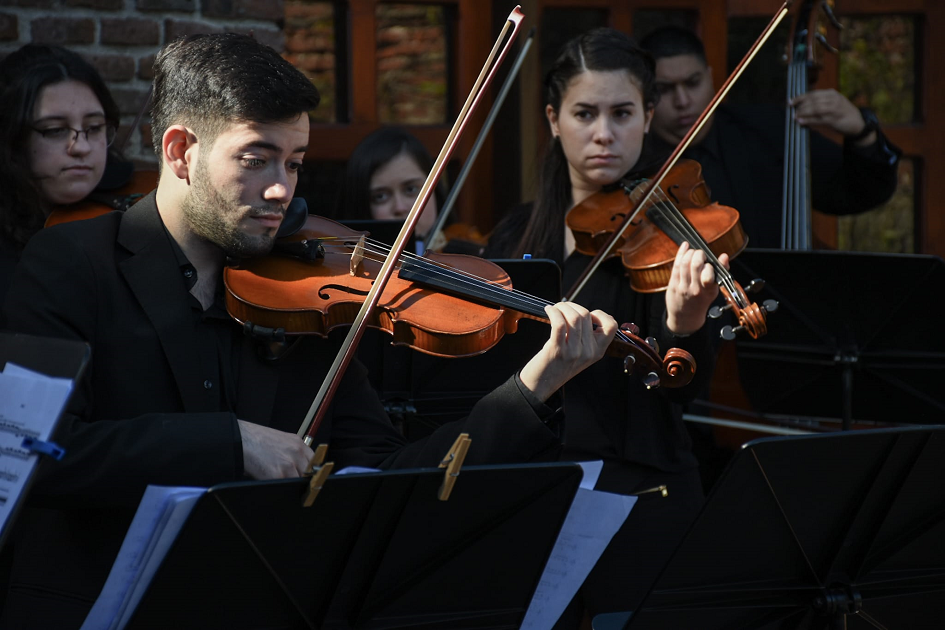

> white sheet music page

[
  {"left": 81, "top": 485, "right": 206, "bottom": 630},
  {"left": 0, "top": 363, "right": 73, "bottom": 539},
  {"left": 521, "top": 461, "right": 637, "bottom": 629}
]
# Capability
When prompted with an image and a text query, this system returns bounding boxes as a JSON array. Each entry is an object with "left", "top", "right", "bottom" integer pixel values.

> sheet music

[
  {"left": 81, "top": 485, "right": 206, "bottom": 630},
  {"left": 521, "top": 461, "right": 636, "bottom": 630},
  {"left": 0, "top": 363, "right": 73, "bottom": 540}
]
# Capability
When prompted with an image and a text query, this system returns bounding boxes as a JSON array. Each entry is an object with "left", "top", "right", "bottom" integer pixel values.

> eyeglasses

[{"left": 31, "top": 123, "right": 117, "bottom": 148}]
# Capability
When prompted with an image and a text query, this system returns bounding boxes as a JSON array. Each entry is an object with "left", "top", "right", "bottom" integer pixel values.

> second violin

[{"left": 567, "top": 159, "right": 776, "bottom": 340}]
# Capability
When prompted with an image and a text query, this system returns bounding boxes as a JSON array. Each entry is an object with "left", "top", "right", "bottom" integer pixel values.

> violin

[
  {"left": 566, "top": 159, "right": 775, "bottom": 340},
  {"left": 223, "top": 214, "right": 696, "bottom": 389},
  {"left": 44, "top": 169, "right": 158, "bottom": 228}
]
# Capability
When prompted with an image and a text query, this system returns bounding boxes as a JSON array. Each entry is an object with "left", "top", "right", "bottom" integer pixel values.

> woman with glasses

[{"left": 0, "top": 44, "right": 132, "bottom": 303}]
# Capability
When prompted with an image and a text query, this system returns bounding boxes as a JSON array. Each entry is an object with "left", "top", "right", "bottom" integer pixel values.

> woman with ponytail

[{"left": 487, "top": 28, "right": 727, "bottom": 626}]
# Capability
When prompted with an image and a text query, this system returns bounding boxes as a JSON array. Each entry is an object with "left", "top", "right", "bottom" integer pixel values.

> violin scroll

[
  {"left": 709, "top": 278, "right": 779, "bottom": 340},
  {"left": 608, "top": 322, "right": 696, "bottom": 389}
]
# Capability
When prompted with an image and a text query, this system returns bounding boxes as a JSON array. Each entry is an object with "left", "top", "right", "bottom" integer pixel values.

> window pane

[
  {"left": 376, "top": 4, "right": 448, "bottom": 125},
  {"left": 284, "top": 1, "right": 337, "bottom": 123},
  {"left": 837, "top": 157, "right": 916, "bottom": 254},
  {"left": 839, "top": 15, "right": 917, "bottom": 125},
  {"left": 632, "top": 9, "right": 697, "bottom": 41}
]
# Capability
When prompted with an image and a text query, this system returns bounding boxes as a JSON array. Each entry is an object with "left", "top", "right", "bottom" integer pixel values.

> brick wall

[{"left": 0, "top": 0, "right": 286, "bottom": 167}]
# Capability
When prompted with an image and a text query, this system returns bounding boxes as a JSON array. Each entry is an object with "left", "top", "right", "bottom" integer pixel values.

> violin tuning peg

[
  {"left": 822, "top": 1, "right": 843, "bottom": 30},
  {"left": 620, "top": 322, "right": 640, "bottom": 336},
  {"left": 720, "top": 325, "right": 739, "bottom": 341},
  {"left": 643, "top": 372, "right": 661, "bottom": 390},
  {"left": 645, "top": 337, "right": 659, "bottom": 354},
  {"left": 708, "top": 304, "right": 731, "bottom": 319},
  {"left": 815, "top": 32, "right": 839, "bottom": 54},
  {"left": 762, "top": 299, "right": 779, "bottom": 314},
  {"left": 747, "top": 278, "right": 766, "bottom": 293},
  {"left": 623, "top": 354, "right": 636, "bottom": 375}
]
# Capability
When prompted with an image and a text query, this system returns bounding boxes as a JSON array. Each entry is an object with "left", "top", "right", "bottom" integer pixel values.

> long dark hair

[
  {"left": 335, "top": 125, "right": 446, "bottom": 223},
  {"left": 510, "top": 28, "right": 661, "bottom": 264},
  {"left": 0, "top": 44, "right": 120, "bottom": 252}
]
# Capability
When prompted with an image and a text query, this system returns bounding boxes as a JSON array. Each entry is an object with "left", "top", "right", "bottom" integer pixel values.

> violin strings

[
  {"left": 645, "top": 184, "right": 740, "bottom": 297},
  {"left": 312, "top": 238, "right": 641, "bottom": 347},
  {"left": 317, "top": 238, "right": 555, "bottom": 314}
]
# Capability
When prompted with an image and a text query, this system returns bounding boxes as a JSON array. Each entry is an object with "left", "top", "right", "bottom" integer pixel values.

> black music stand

[
  {"left": 724, "top": 250, "right": 945, "bottom": 429},
  {"left": 345, "top": 258, "right": 561, "bottom": 440},
  {"left": 124, "top": 461, "right": 582, "bottom": 629},
  {"left": 593, "top": 425, "right": 945, "bottom": 629}
]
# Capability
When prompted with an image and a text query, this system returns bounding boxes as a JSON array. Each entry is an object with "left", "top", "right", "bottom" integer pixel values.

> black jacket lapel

[{"left": 116, "top": 193, "right": 216, "bottom": 413}]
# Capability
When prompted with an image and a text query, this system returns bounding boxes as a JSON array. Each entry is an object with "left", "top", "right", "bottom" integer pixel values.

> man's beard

[{"left": 181, "top": 160, "right": 284, "bottom": 259}]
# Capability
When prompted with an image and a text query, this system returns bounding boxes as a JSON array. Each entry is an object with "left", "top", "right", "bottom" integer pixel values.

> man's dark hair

[
  {"left": 151, "top": 33, "right": 321, "bottom": 161},
  {"left": 640, "top": 26, "right": 707, "bottom": 64}
]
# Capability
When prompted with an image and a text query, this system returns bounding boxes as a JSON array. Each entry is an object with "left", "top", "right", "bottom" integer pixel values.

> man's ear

[
  {"left": 545, "top": 104, "right": 560, "bottom": 139},
  {"left": 162, "top": 125, "right": 197, "bottom": 184}
]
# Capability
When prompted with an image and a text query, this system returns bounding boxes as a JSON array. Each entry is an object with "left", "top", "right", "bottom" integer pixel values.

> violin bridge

[{"left": 349, "top": 234, "right": 367, "bottom": 276}]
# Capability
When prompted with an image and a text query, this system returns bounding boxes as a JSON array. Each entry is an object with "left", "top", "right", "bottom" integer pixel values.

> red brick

[
  {"left": 89, "top": 54, "right": 135, "bottom": 82},
  {"left": 4, "top": 0, "right": 55, "bottom": 7},
  {"left": 66, "top": 0, "right": 122, "bottom": 9},
  {"left": 100, "top": 17, "right": 160, "bottom": 46},
  {"left": 164, "top": 19, "right": 221, "bottom": 43},
  {"left": 0, "top": 13, "right": 17, "bottom": 41},
  {"left": 204, "top": 0, "right": 284, "bottom": 22},
  {"left": 31, "top": 18, "right": 95, "bottom": 45},
  {"left": 110, "top": 87, "right": 150, "bottom": 117},
  {"left": 136, "top": 0, "right": 195, "bottom": 11},
  {"left": 137, "top": 54, "right": 156, "bottom": 81}
]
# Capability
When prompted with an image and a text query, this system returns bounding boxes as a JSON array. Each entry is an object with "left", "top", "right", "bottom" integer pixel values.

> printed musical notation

[{"left": 0, "top": 363, "right": 73, "bottom": 541}]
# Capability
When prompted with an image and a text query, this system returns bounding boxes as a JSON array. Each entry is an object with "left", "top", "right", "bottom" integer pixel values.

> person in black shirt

[
  {"left": 0, "top": 33, "right": 617, "bottom": 629},
  {"left": 640, "top": 26, "right": 901, "bottom": 249},
  {"left": 487, "top": 27, "right": 726, "bottom": 627}
]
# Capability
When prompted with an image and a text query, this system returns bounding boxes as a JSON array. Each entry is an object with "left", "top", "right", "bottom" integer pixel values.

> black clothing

[
  {"left": 0, "top": 192, "right": 560, "bottom": 629},
  {"left": 486, "top": 195, "right": 722, "bottom": 621},
  {"left": 652, "top": 102, "right": 901, "bottom": 249}
]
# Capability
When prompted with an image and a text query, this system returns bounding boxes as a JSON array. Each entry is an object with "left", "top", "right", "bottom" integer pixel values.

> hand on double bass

[
  {"left": 790, "top": 89, "right": 876, "bottom": 146},
  {"left": 665, "top": 242, "right": 730, "bottom": 336},
  {"left": 519, "top": 302, "right": 617, "bottom": 402}
]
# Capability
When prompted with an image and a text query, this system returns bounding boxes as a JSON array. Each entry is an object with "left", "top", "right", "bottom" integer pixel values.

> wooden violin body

[
  {"left": 225, "top": 216, "right": 517, "bottom": 358},
  {"left": 224, "top": 214, "right": 696, "bottom": 387},
  {"left": 44, "top": 170, "right": 159, "bottom": 228},
  {"left": 567, "top": 160, "right": 748, "bottom": 293}
]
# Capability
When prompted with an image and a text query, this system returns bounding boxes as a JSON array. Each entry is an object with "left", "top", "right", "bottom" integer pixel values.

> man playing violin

[
  {"left": 640, "top": 26, "right": 901, "bottom": 250},
  {"left": 0, "top": 33, "right": 617, "bottom": 629}
]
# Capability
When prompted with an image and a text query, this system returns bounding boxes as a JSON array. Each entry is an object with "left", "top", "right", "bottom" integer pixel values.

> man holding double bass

[
  {"left": 640, "top": 25, "right": 901, "bottom": 250},
  {"left": 0, "top": 33, "right": 619, "bottom": 629}
]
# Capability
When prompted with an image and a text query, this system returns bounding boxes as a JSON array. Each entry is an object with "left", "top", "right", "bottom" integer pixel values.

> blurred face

[
  {"left": 181, "top": 117, "right": 309, "bottom": 258},
  {"left": 651, "top": 54, "right": 715, "bottom": 145},
  {"left": 27, "top": 80, "right": 109, "bottom": 209},
  {"left": 547, "top": 69, "right": 653, "bottom": 198},
  {"left": 369, "top": 151, "right": 438, "bottom": 236}
]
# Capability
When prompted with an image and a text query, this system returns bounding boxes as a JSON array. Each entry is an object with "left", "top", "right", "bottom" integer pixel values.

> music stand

[
  {"left": 594, "top": 425, "right": 945, "bottom": 629},
  {"left": 726, "top": 250, "right": 945, "bottom": 429},
  {"left": 125, "top": 462, "right": 582, "bottom": 629},
  {"left": 346, "top": 258, "right": 561, "bottom": 440},
  {"left": 0, "top": 332, "right": 90, "bottom": 548}
]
